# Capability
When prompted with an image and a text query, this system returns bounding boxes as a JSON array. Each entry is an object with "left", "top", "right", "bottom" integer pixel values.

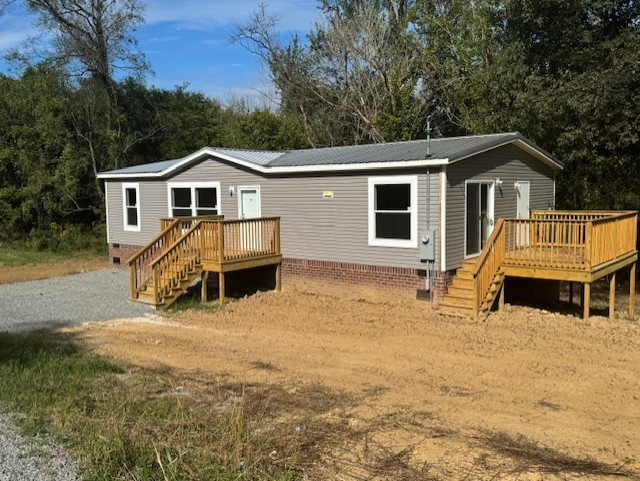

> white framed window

[
  {"left": 122, "top": 183, "right": 141, "bottom": 232},
  {"left": 167, "top": 182, "right": 221, "bottom": 218},
  {"left": 368, "top": 175, "right": 418, "bottom": 248}
]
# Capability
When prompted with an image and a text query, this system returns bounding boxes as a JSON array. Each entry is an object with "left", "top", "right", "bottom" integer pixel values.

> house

[{"left": 98, "top": 132, "right": 563, "bottom": 300}]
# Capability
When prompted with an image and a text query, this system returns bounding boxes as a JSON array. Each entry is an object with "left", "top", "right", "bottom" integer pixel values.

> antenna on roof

[{"left": 424, "top": 115, "right": 433, "bottom": 158}]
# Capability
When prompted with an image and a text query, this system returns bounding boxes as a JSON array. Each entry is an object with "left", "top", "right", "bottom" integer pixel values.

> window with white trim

[
  {"left": 368, "top": 176, "right": 417, "bottom": 248},
  {"left": 122, "top": 183, "right": 140, "bottom": 232},
  {"left": 167, "top": 182, "right": 221, "bottom": 217}
]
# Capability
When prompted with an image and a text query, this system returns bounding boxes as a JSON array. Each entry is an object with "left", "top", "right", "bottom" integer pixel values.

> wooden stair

[
  {"left": 440, "top": 258, "right": 506, "bottom": 318},
  {"left": 439, "top": 259, "right": 477, "bottom": 317},
  {"left": 135, "top": 265, "right": 203, "bottom": 309}
]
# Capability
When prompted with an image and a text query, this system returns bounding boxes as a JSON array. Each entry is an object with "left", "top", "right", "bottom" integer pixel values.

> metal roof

[{"left": 98, "top": 132, "right": 561, "bottom": 178}]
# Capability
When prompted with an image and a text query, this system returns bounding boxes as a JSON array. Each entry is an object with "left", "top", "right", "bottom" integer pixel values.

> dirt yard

[{"left": 63, "top": 277, "right": 640, "bottom": 480}]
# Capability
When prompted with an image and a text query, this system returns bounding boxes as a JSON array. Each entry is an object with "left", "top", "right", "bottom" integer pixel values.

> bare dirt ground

[
  {"left": 63, "top": 277, "right": 640, "bottom": 480},
  {"left": 0, "top": 259, "right": 107, "bottom": 284}
]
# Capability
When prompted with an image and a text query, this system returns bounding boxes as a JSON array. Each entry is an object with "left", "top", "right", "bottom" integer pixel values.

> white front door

[
  {"left": 239, "top": 187, "right": 260, "bottom": 219},
  {"left": 516, "top": 181, "right": 530, "bottom": 219},
  {"left": 238, "top": 186, "right": 262, "bottom": 252},
  {"left": 516, "top": 181, "right": 531, "bottom": 247}
]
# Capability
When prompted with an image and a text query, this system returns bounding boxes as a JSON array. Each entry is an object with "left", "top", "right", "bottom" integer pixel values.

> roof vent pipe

[{"left": 424, "top": 115, "right": 432, "bottom": 158}]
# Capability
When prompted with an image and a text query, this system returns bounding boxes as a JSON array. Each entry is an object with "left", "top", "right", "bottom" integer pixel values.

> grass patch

[
  {"left": 0, "top": 244, "right": 105, "bottom": 267},
  {"left": 167, "top": 296, "right": 222, "bottom": 313},
  {"left": 0, "top": 332, "right": 301, "bottom": 481}
]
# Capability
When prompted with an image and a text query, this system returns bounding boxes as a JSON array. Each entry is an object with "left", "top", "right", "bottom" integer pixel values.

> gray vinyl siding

[
  {"left": 106, "top": 180, "right": 168, "bottom": 246},
  {"left": 105, "top": 158, "right": 441, "bottom": 270},
  {"left": 445, "top": 144, "right": 556, "bottom": 271}
]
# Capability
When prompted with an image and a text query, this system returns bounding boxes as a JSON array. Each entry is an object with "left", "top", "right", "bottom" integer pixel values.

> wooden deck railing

[
  {"left": 149, "top": 221, "right": 203, "bottom": 303},
  {"left": 501, "top": 211, "right": 637, "bottom": 270},
  {"left": 472, "top": 218, "right": 505, "bottom": 316},
  {"left": 132, "top": 217, "right": 281, "bottom": 304},
  {"left": 471, "top": 211, "right": 638, "bottom": 314},
  {"left": 127, "top": 215, "right": 223, "bottom": 299},
  {"left": 531, "top": 210, "right": 617, "bottom": 222}
]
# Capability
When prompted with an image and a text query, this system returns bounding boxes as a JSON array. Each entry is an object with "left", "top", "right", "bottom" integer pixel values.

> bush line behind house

[
  {"left": 0, "top": 223, "right": 108, "bottom": 256},
  {"left": 0, "top": 332, "right": 300, "bottom": 481}
]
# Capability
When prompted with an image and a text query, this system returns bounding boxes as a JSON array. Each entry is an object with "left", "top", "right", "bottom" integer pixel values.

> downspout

[
  {"left": 426, "top": 168, "right": 431, "bottom": 292},
  {"left": 440, "top": 165, "right": 447, "bottom": 273}
]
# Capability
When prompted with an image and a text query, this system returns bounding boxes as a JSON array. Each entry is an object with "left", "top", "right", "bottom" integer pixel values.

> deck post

[
  {"left": 275, "top": 263, "right": 282, "bottom": 292},
  {"left": 498, "top": 282, "right": 505, "bottom": 311},
  {"left": 583, "top": 282, "right": 591, "bottom": 320},
  {"left": 129, "top": 264, "right": 136, "bottom": 299},
  {"left": 218, "top": 221, "right": 225, "bottom": 263},
  {"left": 609, "top": 272, "right": 616, "bottom": 320},
  {"left": 219, "top": 272, "right": 225, "bottom": 304},
  {"left": 201, "top": 271, "right": 208, "bottom": 303},
  {"left": 630, "top": 262, "right": 636, "bottom": 319}
]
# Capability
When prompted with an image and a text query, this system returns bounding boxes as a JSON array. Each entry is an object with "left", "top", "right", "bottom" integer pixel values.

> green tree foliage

[
  {"left": 1, "top": 0, "right": 638, "bottom": 248},
  {"left": 232, "top": 1, "right": 427, "bottom": 146},
  {"left": 0, "top": 64, "right": 95, "bottom": 238}
]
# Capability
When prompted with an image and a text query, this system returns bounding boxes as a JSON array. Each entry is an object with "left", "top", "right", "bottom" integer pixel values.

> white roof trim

[
  {"left": 97, "top": 147, "right": 448, "bottom": 178},
  {"left": 97, "top": 136, "right": 562, "bottom": 179},
  {"left": 447, "top": 138, "right": 563, "bottom": 171}
]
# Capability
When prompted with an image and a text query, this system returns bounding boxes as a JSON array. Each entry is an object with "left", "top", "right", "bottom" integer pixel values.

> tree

[
  {"left": 23, "top": 0, "right": 148, "bottom": 99},
  {"left": 233, "top": 1, "right": 427, "bottom": 146}
]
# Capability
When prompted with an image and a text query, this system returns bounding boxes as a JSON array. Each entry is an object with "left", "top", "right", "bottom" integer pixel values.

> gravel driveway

[
  {"left": 0, "top": 270, "right": 154, "bottom": 480},
  {"left": 0, "top": 269, "right": 153, "bottom": 332}
]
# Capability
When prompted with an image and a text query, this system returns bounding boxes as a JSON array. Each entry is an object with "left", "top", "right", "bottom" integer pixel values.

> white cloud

[
  {"left": 148, "top": 35, "right": 180, "bottom": 42},
  {"left": 145, "top": 0, "right": 319, "bottom": 32},
  {"left": 0, "top": 13, "right": 38, "bottom": 51}
]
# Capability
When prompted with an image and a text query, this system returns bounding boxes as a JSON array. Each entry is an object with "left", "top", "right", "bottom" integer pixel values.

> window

[
  {"left": 368, "top": 176, "right": 417, "bottom": 248},
  {"left": 122, "top": 183, "right": 140, "bottom": 232},
  {"left": 167, "top": 182, "right": 221, "bottom": 217}
]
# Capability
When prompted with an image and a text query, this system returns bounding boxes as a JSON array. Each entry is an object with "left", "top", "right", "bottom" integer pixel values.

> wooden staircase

[
  {"left": 439, "top": 219, "right": 507, "bottom": 318},
  {"left": 135, "top": 265, "right": 203, "bottom": 309},
  {"left": 127, "top": 216, "right": 282, "bottom": 309},
  {"left": 440, "top": 261, "right": 506, "bottom": 318}
]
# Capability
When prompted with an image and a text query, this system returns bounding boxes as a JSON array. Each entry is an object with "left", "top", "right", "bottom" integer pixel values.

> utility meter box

[{"left": 419, "top": 229, "right": 435, "bottom": 261}]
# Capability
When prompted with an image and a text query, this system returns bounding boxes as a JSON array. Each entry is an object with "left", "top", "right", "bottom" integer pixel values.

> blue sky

[{"left": 0, "top": 0, "right": 321, "bottom": 102}]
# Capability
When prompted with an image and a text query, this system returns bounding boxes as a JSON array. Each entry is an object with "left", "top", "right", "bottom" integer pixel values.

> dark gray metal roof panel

[
  {"left": 106, "top": 158, "right": 184, "bottom": 175},
  {"left": 99, "top": 132, "right": 561, "bottom": 177},
  {"left": 268, "top": 133, "right": 519, "bottom": 167}
]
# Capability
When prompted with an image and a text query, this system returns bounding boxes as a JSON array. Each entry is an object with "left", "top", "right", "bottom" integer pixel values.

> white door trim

[
  {"left": 237, "top": 185, "right": 262, "bottom": 219},
  {"left": 463, "top": 180, "right": 495, "bottom": 259}
]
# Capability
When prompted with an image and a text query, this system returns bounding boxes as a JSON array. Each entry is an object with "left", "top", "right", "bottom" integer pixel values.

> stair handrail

[
  {"left": 149, "top": 220, "right": 204, "bottom": 304},
  {"left": 471, "top": 218, "right": 506, "bottom": 316},
  {"left": 127, "top": 217, "right": 182, "bottom": 299}
]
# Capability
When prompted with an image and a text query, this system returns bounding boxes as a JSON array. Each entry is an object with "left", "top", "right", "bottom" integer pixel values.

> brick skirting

[
  {"left": 108, "top": 243, "right": 455, "bottom": 297},
  {"left": 282, "top": 257, "right": 431, "bottom": 291},
  {"left": 108, "top": 243, "right": 141, "bottom": 268}
]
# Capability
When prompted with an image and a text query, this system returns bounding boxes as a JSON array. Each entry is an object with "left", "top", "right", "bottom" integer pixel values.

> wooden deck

[
  {"left": 440, "top": 210, "right": 638, "bottom": 319},
  {"left": 128, "top": 216, "right": 281, "bottom": 308}
]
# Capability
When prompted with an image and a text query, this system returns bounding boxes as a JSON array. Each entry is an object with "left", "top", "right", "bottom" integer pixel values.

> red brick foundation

[
  {"left": 282, "top": 258, "right": 428, "bottom": 290},
  {"left": 108, "top": 243, "right": 141, "bottom": 268},
  {"left": 108, "top": 245, "right": 456, "bottom": 298},
  {"left": 431, "top": 270, "right": 455, "bottom": 298}
]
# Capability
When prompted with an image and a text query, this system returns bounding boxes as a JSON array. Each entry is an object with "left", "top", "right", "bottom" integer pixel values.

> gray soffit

[{"left": 97, "top": 132, "right": 562, "bottom": 178}]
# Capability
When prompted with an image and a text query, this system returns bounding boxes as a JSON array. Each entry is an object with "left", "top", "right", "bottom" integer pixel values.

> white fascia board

[
  {"left": 447, "top": 139, "right": 563, "bottom": 171},
  {"left": 97, "top": 149, "right": 448, "bottom": 179},
  {"left": 512, "top": 139, "right": 563, "bottom": 171}
]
